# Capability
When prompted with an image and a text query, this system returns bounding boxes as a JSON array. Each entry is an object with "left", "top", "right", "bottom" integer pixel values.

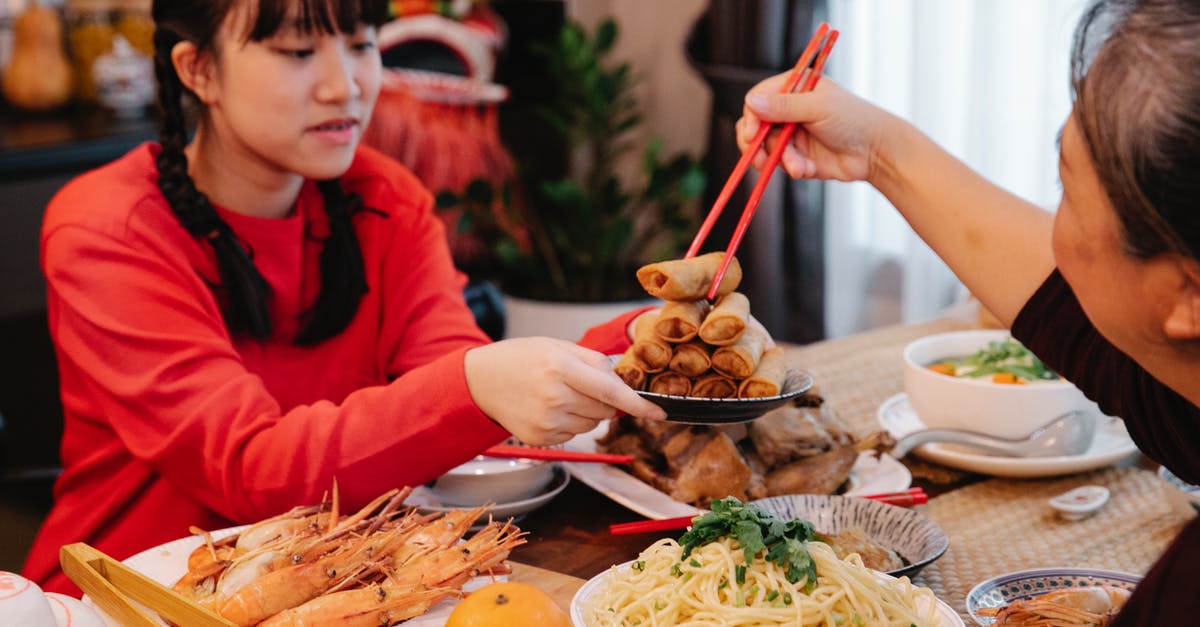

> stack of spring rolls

[{"left": 614, "top": 252, "right": 789, "bottom": 399}]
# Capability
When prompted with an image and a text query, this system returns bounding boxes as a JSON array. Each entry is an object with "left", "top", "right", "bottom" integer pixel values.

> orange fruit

[{"left": 446, "top": 581, "right": 571, "bottom": 627}]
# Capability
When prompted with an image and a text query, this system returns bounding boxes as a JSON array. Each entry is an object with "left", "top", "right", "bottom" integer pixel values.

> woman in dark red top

[
  {"left": 738, "top": 0, "right": 1200, "bottom": 623},
  {"left": 24, "top": 0, "right": 665, "bottom": 594}
]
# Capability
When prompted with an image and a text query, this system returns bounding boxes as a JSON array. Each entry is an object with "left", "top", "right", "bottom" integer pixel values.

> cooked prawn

[
  {"left": 978, "top": 586, "right": 1132, "bottom": 626},
  {"left": 215, "top": 520, "right": 419, "bottom": 626},
  {"left": 257, "top": 519, "right": 526, "bottom": 626},
  {"left": 256, "top": 584, "right": 455, "bottom": 626}
]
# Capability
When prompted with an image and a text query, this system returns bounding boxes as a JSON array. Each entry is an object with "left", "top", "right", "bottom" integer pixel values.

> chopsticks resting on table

[
  {"left": 482, "top": 444, "right": 634, "bottom": 464},
  {"left": 608, "top": 488, "right": 928, "bottom": 535},
  {"left": 685, "top": 22, "right": 840, "bottom": 301}
]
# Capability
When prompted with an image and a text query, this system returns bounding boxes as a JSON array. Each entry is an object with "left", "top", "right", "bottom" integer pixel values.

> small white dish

[
  {"left": 0, "top": 571, "right": 58, "bottom": 627},
  {"left": 561, "top": 422, "right": 911, "bottom": 520},
  {"left": 878, "top": 393, "right": 1137, "bottom": 478},
  {"left": 427, "top": 455, "right": 557, "bottom": 507},
  {"left": 1157, "top": 465, "right": 1200, "bottom": 517},
  {"left": 407, "top": 465, "right": 571, "bottom": 529},
  {"left": 45, "top": 592, "right": 107, "bottom": 627},
  {"left": 1048, "top": 485, "right": 1110, "bottom": 520}
]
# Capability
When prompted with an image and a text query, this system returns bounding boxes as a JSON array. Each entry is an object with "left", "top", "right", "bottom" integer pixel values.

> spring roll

[
  {"left": 691, "top": 372, "right": 738, "bottom": 398},
  {"left": 668, "top": 340, "right": 712, "bottom": 377},
  {"left": 614, "top": 347, "right": 647, "bottom": 391},
  {"left": 654, "top": 299, "right": 710, "bottom": 342},
  {"left": 649, "top": 371, "right": 692, "bottom": 396},
  {"left": 698, "top": 292, "right": 750, "bottom": 346},
  {"left": 636, "top": 252, "right": 742, "bottom": 301},
  {"left": 711, "top": 324, "right": 769, "bottom": 379},
  {"left": 631, "top": 312, "right": 672, "bottom": 373},
  {"left": 737, "top": 347, "right": 788, "bottom": 398}
]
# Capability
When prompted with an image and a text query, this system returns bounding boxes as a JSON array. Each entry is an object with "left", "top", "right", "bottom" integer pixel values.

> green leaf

[
  {"left": 435, "top": 190, "right": 460, "bottom": 208},
  {"left": 464, "top": 179, "right": 493, "bottom": 205},
  {"left": 495, "top": 239, "right": 523, "bottom": 264},
  {"left": 680, "top": 165, "right": 707, "bottom": 198},
  {"left": 677, "top": 498, "right": 817, "bottom": 586},
  {"left": 456, "top": 213, "right": 475, "bottom": 234},
  {"left": 595, "top": 18, "right": 618, "bottom": 54},
  {"left": 560, "top": 22, "right": 585, "bottom": 55}
]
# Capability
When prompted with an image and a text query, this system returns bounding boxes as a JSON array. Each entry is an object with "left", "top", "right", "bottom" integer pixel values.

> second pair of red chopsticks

[
  {"left": 685, "top": 23, "right": 840, "bottom": 301},
  {"left": 608, "top": 488, "right": 927, "bottom": 535},
  {"left": 481, "top": 444, "right": 634, "bottom": 465}
]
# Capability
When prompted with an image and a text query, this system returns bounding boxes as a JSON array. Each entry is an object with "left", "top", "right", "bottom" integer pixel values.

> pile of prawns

[{"left": 172, "top": 486, "right": 525, "bottom": 626}]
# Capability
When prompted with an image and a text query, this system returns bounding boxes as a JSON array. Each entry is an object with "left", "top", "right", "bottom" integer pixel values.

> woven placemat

[{"left": 911, "top": 466, "right": 1193, "bottom": 623}]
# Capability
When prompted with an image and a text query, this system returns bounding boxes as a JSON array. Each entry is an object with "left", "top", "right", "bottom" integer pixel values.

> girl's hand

[
  {"left": 736, "top": 75, "right": 896, "bottom": 184},
  {"left": 464, "top": 338, "right": 666, "bottom": 445}
]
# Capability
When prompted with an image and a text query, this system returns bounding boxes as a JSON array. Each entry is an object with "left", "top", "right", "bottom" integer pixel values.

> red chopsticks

[
  {"left": 609, "top": 515, "right": 702, "bottom": 536},
  {"left": 684, "top": 24, "right": 840, "bottom": 301},
  {"left": 608, "top": 488, "right": 927, "bottom": 535},
  {"left": 867, "top": 487, "right": 929, "bottom": 507},
  {"left": 481, "top": 444, "right": 634, "bottom": 465}
]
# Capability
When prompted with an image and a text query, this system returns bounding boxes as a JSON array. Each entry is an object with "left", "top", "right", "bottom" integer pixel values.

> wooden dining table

[{"left": 500, "top": 312, "right": 1192, "bottom": 621}]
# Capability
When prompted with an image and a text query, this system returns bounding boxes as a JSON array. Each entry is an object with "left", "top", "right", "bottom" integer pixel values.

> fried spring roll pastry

[
  {"left": 654, "top": 299, "right": 710, "bottom": 342},
  {"left": 614, "top": 347, "right": 647, "bottom": 390},
  {"left": 668, "top": 340, "right": 712, "bottom": 377},
  {"left": 631, "top": 312, "right": 672, "bottom": 372},
  {"left": 635, "top": 252, "right": 743, "bottom": 301},
  {"left": 698, "top": 292, "right": 750, "bottom": 346},
  {"left": 711, "top": 324, "right": 769, "bottom": 379},
  {"left": 691, "top": 373, "right": 738, "bottom": 398},
  {"left": 737, "top": 347, "right": 787, "bottom": 398},
  {"left": 649, "top": 371, "right": 692, "bottom": 396}
]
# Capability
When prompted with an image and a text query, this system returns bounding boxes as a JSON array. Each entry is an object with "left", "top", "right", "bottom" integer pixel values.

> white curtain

[{"left": 822, "top": 0, "right": 1088, "bottom": 337}]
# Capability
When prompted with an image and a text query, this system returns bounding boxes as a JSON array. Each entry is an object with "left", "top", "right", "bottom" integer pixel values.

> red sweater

[{"left": 25, "top": 143, "right": 639, "bottom": 594}]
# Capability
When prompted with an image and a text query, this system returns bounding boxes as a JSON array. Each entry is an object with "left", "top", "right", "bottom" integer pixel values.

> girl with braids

[
  {"left": 24, "top": 0, "right": 664, "bottom": 594},
  {"left": 737, "top": 0, "right": 1199, "bottom": 622}
]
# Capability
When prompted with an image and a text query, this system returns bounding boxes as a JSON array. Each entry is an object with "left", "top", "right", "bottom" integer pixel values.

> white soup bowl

[{"left": 903, "top": 329, "right": 1097, "bottom": 440}]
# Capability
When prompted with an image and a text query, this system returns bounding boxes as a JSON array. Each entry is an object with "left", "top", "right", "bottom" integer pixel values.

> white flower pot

[{"left": 502, "top": 294, "right": 659, "bottom": 341}]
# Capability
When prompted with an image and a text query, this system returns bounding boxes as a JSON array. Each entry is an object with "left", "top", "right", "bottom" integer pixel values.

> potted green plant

[{"left": 439, "top": 17, "right": 706, "bottom": 338}]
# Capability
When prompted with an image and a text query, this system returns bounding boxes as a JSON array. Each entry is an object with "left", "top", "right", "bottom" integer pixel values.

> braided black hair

[{"left": 151, "top": 0, "right": 387, "bottom": 344}]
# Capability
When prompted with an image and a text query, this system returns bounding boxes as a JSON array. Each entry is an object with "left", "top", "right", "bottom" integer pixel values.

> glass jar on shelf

[
  {"left": 112, "top": 0, "right": 150, "bottom": 57},
  {"left": 64, "top": 0, "right": 116, "bottom": 103}
]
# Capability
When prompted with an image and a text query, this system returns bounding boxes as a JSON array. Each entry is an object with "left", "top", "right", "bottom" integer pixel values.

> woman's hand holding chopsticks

[
  {"left": 464, "top": 338, "right": 666, "bottom": 446},
  {"left": 738, "top": 76, "right": 884, "bottom": 182}
]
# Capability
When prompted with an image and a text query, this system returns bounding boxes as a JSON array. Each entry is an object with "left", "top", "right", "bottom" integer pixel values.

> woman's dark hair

[
  {"left": 1071, "top": 0, "right": 1200, "bottom": 262},
  {"left": 151, "top": 0, "right": 388, "bottom": 344}
]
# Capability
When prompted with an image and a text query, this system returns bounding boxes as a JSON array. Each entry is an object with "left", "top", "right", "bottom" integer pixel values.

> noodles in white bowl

[{"left": 579, "top": 536, "right": 940, "bottom": 626}]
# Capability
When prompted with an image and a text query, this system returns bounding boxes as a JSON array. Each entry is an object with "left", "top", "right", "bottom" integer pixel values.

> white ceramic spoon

[{"left": 891, "top": 410, "right": 1096, "bottom": 458}]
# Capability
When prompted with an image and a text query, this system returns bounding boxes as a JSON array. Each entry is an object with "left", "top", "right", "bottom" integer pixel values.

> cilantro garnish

[{"left": 678, "top": 497, "right": 818, "bottom": 588}]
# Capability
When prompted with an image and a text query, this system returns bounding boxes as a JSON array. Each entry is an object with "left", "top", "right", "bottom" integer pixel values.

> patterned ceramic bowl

[
  {"left": 750, "top": 494, "right": 948, "bottom": 578},
  {"left": 965, "top": 567, "right": 1141, "bottom": 625}
]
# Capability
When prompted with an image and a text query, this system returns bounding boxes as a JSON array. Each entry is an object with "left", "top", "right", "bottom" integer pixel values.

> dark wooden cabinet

[
  {"left": 687, "top": 0, "right": 828, "bottom": 344},
  {"left": 0, "top": 106, "right": 156, "bottom": 472}
]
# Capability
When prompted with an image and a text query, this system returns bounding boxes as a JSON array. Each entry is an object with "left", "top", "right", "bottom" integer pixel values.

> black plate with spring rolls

[{"left": 611, "top": 360, "right": 815, "bottom": 424}]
